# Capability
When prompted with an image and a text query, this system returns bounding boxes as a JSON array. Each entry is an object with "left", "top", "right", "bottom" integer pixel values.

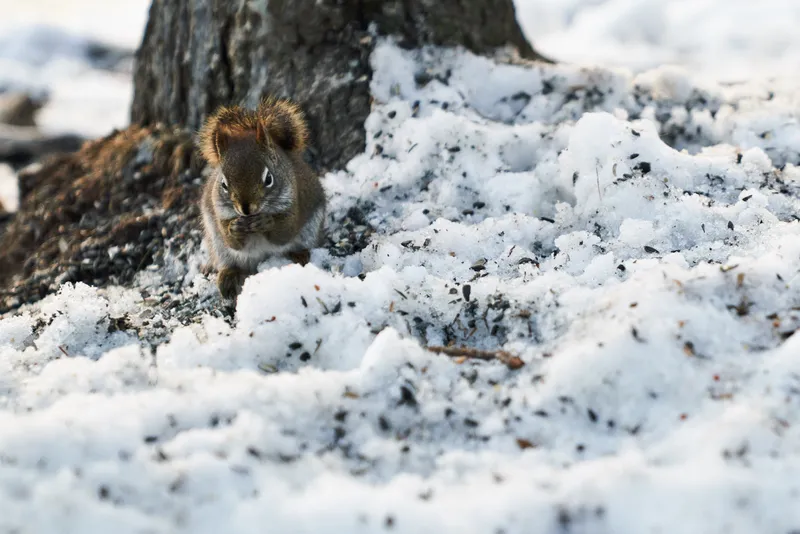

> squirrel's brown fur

[{"left": 197, "top": 98, "right": 326, "bottom": 300}]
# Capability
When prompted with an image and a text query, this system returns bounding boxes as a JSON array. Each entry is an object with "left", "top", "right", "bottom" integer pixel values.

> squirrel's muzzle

[{"left": 234, "top": 201, "right": 260, "bottom": 216}]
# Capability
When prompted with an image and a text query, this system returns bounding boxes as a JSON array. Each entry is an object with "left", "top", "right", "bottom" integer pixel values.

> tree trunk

[{"left": 131, "top": 0, "right": 549, "bottom": 172}]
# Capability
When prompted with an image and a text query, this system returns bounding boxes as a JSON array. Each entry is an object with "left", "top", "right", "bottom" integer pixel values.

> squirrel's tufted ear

[
  {"left": 258, "top": 98, "right": 309, "bottom": 153},
  {"left": 198, "top": 111, "right": 230, "bottom": 167}
]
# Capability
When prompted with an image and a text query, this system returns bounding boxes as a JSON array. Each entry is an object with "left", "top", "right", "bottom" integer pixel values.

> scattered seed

[
  {"left": 258, "top": 363, "right": 277, "bottom": 373},
  {"left": 471, "top": 259, "right": 487, "bottom": 271},
  {"left": 462, "top": 284, "right": 471, "bottom": 302},
  {"left": 516, "top": 438, "right": 536, "bottom": 450},
  {"left": 399, "top": 386, "right": 418, "bottom": 407},
  {"left": 632, "top": 327, "right": 645, "bottom": 343}
]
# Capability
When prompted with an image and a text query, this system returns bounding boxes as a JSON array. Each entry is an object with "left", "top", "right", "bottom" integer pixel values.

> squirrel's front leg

[{"left": 217, "top": 267, "right": 249, "bottom": 300}]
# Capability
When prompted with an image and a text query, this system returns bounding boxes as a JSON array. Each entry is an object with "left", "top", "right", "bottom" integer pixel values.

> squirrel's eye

[
  {"left": 220, "top": 176, "right": 229, "bottom": 191},
  {"left": 262, "top": 167, "right": 274, "bottom": 188}
]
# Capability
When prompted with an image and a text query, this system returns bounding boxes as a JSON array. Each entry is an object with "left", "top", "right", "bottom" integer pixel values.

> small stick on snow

[
  {"left": 595, "top": 161, "right": 603, "bottom": 200},
  {"left": 427, "top": 345, "right": 525, "bottom": 370}
]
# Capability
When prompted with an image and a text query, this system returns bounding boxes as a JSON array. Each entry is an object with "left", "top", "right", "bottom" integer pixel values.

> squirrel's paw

[
  {"left": 226, "top": 219, "right": 248, "bottom": 249},
  {"left": 217, "top": 267, "right": 248, "bottom": 300},
  {"left": 287, "top": 249, "right": 311, "bottom": 266},
  {"left": 244, "top": 213, "right": 276, "bottom": 233}
]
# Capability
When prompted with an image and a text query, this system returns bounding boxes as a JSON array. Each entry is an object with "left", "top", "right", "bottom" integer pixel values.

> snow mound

[{"left": 2, "top": 40, "right": 800, "bottom": 532}]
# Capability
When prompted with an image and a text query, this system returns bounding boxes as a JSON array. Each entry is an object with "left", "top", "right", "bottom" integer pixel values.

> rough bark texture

[{"left": 131, "top": 0, "right": 549, "bottom": 172}]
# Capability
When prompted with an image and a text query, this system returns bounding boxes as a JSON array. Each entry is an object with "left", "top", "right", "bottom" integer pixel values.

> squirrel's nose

[{"left": 240, "top": 203, "right": 250, "bottom": 216}]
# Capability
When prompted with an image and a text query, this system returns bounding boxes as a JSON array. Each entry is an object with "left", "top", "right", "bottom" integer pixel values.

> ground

[{"left": 1, "top": 1, "right": 800, "bottom": 533}]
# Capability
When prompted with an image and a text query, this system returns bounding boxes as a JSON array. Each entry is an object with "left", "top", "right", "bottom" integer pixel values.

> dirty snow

[{"left": 3, "top": 1, "right": 800, "bottom": 533}]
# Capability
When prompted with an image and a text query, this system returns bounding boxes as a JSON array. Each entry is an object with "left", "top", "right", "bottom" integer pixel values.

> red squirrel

[{"left": 198, "top": 98, "right": 326, "bottom": 299}]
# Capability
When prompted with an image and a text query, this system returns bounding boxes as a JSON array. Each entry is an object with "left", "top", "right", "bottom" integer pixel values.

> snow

[
  {"left": 0, "top": 163, "right": 18, "bottom": 212},
  {"left": 3, "top": 1, "right": 800, "bottom": 532},
  {"left": 516, "top": 0, "right": 800, "bottom": 83}
]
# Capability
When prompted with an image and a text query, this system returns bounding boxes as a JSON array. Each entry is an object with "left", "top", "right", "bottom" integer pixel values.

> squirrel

[{"left": 197, "top": 98, "right": 326, "bottom": 300}]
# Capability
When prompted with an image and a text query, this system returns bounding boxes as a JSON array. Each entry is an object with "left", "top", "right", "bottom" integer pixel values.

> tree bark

[{"left": 131, "top": 0, "right": 549, "bottom": 172}]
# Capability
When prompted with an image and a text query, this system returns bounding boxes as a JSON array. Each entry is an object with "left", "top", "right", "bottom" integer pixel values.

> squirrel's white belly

[{"left": 228, "top": 235, "right": 295, "bottom": 268}]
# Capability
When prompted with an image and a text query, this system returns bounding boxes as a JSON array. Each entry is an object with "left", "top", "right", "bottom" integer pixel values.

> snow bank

[{"left": 2, "top": 36, "right": 800, "bottom": 531}]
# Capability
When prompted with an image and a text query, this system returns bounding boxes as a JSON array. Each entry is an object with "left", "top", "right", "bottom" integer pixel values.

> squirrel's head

[{"left": 198, "top": 98, "right": 309, "bottom": 216}]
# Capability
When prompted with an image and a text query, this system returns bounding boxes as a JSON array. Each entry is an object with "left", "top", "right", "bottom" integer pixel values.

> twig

[
  {"left": 427, "top": 345, "right": 525, "bottom": 370},
  {"left": 595, "top": 160, "right": 603, "bottom": 200}
]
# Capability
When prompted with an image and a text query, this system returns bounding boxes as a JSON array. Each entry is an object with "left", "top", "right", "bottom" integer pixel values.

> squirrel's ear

[
  {"left": 198, "top": 112, "right": 230, "bottom": 167},
  {"left": 259, "top": 99, "right": 309, "bottom": 153}
]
